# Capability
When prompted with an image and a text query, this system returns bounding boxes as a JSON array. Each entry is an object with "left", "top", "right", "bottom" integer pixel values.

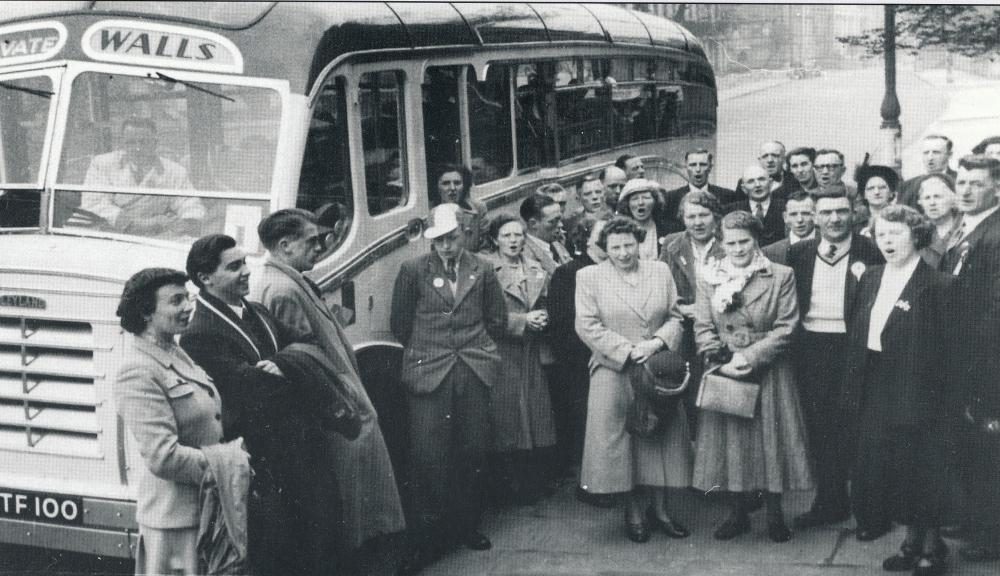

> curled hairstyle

[
  {"left": 916, "top": 172, "right": 955, "bottom": 198},
  {"left": 257, "top": 208, "right": 318, "bottom": 251},
  {"left": 434, "top": 163, "right": 474, "bottom": 208},
  {"left": 596, "top": 216, "right": 646, "bottom": 252},
  {"left": 958, "top": 154, "right": 1000, "bottom": 183},
  {"left": 486, "top": 212, "right": 522, "bottom": 252},
  {"left": 679, "top": 190, "right": 722, "bottom": 220},
  {"left": 873, "top": 204, "right": 934, "bottom": 250},
  {"left": 720, "top": 210, "right": 763, "bottom": 243},
  {"left": 186, "top": 234, "right": 237, "bottom": 289},
  {"left": 568, "top": 214, "right": 601, "bottom": 253},
  {"left": 117, "top": 268, "right": 189, "bottom": 335}
]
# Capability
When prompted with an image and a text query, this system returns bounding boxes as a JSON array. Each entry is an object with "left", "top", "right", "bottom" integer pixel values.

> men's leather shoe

[
  {"left": 576, "top": 487, "right": 617, "bottom": 508},
  {"left": 463, "top": 531, "right": 492, "bottom": 551},
  {"left": 647, "top": 509, "right": 690, "bottom": 539},
  {"left": 856, "top": 524, "right": 892, "bottom": 541},
  {"left": 714, "top": 515, "right": 751, "bottom": 540},
  {"left": 958, "top": 544, "right": 1000, "bottom": 562},
  {"left": 793, "top": 509, "right": 850, "bottom": 529},
  {"left": 768, "top": 518, "right": 792, "bottom": 543},
  {"left": 396, "top": 550, "right": 429, "bottom": 576}
]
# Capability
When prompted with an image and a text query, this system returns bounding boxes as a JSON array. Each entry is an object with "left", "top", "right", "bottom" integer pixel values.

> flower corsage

[{"left": 702, "top": 254, "right": 769, "bottom": 314}]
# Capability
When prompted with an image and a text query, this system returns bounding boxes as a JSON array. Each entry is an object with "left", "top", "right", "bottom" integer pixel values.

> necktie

[
  {"left": 550, "top": 243, "right": 562, "bottom": 264},
  {"left": 825, "top": 243, "right": 837, "bottom": 261},
  {"left": 445, "top": 258, "right": 457, "bottom": 282},
  {"left": 753, "top": 202, "right": 764, "bottom": 223},
  {"left": 948, "top": 220, "right": 967, "bottom": 250}
]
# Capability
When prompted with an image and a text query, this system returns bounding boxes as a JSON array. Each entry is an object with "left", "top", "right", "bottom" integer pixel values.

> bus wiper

[
  {"left": 0, "top": 81, "right": 53, "bottom": 99},
  {"left": 152, "top": 72, "right": 235, "bottom": 102}
]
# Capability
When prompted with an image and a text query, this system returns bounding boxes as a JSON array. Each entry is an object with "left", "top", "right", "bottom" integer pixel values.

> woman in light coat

[
  {"left": 692, "top": 211, "right": 812, "bottom": 543},
  {"left": 113, "top": 268, "right": 244, "bottom": 575},
  {"left": 482, "top": 213, "right": 558, "bottom": 504},
  {"left": 575, "top": 216, "right": 692, "bottom": 543}
]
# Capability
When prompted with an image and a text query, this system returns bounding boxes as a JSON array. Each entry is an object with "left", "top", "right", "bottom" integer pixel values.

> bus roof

[{"left": 0, "top": 2, "right": 706, "bottom": 93}]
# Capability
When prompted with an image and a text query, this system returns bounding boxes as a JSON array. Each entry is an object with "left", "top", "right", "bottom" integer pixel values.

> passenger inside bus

[{"left": 71, "top": 117, "right": 205, "bottom": 237}]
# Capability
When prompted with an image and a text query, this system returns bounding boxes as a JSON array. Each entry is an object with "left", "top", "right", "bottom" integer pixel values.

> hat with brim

[
  {"left": 424, "top": 203, "right": 462, "bottom": 239},
  {"left": 618, "top": 178, "right": 662, "bottom": 205},
  {"left": 855, "top": 164, "right": 900, "bottom": 193}
]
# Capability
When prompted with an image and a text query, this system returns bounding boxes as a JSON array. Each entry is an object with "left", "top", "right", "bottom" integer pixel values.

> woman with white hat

[{"left": 616, "top": 178, "right": 671, "bottom": 260}]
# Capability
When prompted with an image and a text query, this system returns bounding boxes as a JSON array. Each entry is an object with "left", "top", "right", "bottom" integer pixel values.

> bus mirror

[{"left": 406, "top": 217, "right": 425, "bottom": 241}]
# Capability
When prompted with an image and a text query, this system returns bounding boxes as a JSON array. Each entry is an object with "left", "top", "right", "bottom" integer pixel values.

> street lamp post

[{"left": 880, "top": 5, "right": 902, "bottom": 172}]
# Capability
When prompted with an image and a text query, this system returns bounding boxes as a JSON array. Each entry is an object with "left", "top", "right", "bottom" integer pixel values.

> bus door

[{"left": 0, "top": 66, "right": 63, "bottom": 229}]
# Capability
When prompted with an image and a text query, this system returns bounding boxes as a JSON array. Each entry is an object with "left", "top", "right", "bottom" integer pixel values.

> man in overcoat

[
  {"left": 390, "top": 204, "right": 506, "bottom": 574},
  {"left": 940, "top": 155, "right": 1000, "bottom": 562},
  {"left": 180, "top": 234, "right": 339, "bottom": 576},
  {"left": 786, "top": 189, "right": 884, "bottom": 537},
  {"left": 251, "top": 209, "right": 406, "bottom": 556},
  {"left": 725, "top": 165, "right": 786, "bottom": 247}
]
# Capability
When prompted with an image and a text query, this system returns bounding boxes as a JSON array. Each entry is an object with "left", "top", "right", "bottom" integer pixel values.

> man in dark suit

[
  {"left": 786, "top": 188, "right": 885, "bottom": 535},
  {"left": 787, "top": 146, "right": 820, "bottom": 195},
  {"left": 663, "top": 148, "right": 740, "bottom": 228},
  {"left": 658, "top": 190, "right": 725, "bottom": 432},
  {"left": 390, "top": 204, "right": 506, "bottom": 573},
  {"left": 180, "top": 234, "right": 339, "bottom": 576},
  {"left": 547, "top": 215, "right": 614, "bottom": 508},
  {"left": 725, "top": 165, "right": 786, "bottom": 247},
  {"left": 898, "top": 134, "right": 957, "bottom": 208},
  {"left": 762, "top": 191, "right": 818, "bottom": 265},
  {"left": 941, "top": 155, "right": 1000, "bottom": 562}
]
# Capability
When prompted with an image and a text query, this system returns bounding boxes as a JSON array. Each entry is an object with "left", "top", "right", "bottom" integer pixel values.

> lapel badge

[
  {"left": 894, "top": 299, "right": 911, "bottom": 312},
  {"left": 469, "top": 274, "right": 476, "bottom": 280},
  {"left": 433, "top": 277, "right": 445, "bottom": 288},
  {"left": 850, "top": 262, "right": 866, "bottom": 280},
  {"left": 680, "top": 256, "right": 688, "bottom": 267}
]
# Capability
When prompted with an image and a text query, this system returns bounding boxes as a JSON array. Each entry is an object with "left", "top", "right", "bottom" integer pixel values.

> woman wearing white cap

[
  {"left": 390, "top": 203, "right": 507, "bottom": 574},
  {"left": 617, "top": 178, "right": 671, "bottom": 260}
]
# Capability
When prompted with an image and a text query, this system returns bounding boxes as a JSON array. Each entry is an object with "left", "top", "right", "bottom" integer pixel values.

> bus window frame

[
  {"left": 44, "top": 61, "right": 293, "bottom": 245},
  {"left": 0, "top": 66, "right": 64, "bottom": 192}
]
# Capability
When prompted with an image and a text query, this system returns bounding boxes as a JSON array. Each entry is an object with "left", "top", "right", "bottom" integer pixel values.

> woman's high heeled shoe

[
  {"left": 625, "top": 510, "right": 650, "bottom": 543},
  {"left": 647, "top": 509, "right": 690, "bottom": 539}
]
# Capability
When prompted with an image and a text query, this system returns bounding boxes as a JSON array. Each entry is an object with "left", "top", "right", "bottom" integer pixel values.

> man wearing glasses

[{"left": 813, "top": 149, "right": 857, "bottom": 199}]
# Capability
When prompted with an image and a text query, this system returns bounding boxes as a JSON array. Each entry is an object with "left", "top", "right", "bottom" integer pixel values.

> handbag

[
  {"left": 696, "top": 365, "right": 760, "bottom": 419},
  {"left": 625, "top": 349, "right": 690, "bottom": 438}
]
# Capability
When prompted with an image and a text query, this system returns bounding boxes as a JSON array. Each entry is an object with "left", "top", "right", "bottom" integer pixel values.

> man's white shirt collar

[
  {"left": 818, "top": 236, "right": 852, "bottom": 258},
  {"left": 788, "top": 229, "right": 813, "bottom": 245},
  {"left": 960, "top": 205, "right": 1000, "bottom": 237},
  {"left": 751, "top": 197, "right": 771, "bottom": 215}
]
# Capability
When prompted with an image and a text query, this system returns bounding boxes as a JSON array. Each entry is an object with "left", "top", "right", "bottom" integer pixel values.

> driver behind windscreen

[{"left": 78, "top": 116, "right": 204, "bottom": 236}]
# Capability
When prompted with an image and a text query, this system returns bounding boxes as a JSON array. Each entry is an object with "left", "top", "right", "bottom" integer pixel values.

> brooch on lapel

[
  {"left": 679, "top": 256, "right": 688, "bottom": 267},
  {"left": 894, "top": 300, "right": 911, "bottom": 312},
  {"left": 850, "top": 262, "right": 866, "bottom": 280},
  {"left": 433, "top": 277, "right": 445, "bottom": 288},
  {"left": 469, "top": 274, "right": 476, "bottom": 281}
]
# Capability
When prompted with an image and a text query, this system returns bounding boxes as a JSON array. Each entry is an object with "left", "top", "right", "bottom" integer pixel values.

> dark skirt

[{"left": 852, "top": 353, "right": 952, "bottom": 527}]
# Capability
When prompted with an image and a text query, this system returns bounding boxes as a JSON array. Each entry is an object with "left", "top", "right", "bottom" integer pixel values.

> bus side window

[
  {"left": 423, "top": 66, "right": 462, "bottom": 203},
  {"left": 467, "top": 65, "right": 512, "bottom": 185},
  {"left": 296, "top": 75, "right": 354, "bottom": 255},
  {"left": 553, "top": 58, "right": 611, "bottom": 161},
  {"left": 360, "top": 71, "right": 408, "bottom": 216},
  {"left": 514, "top": 63, "right": 555, "bottom": 171}
]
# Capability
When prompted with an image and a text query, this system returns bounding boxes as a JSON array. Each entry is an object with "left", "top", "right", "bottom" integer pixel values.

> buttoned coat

[
  {"left": 786, "top": 234, "right": 884, "bottom": 323},
  {"left": 574, "top": 259, "right": 691, "bottom": 492},
  {"left": 489, "top": 255, "right": 557, "bottom": 451},
  {"left": 842, "top": 261, "right": 952, "bottom": 429},
  {"left": 252, "top": 258, "right": 406, "bottom": 549},
  {"left": 115, "top": 335, "right": 223, "bottom": 529},
  {"left": 691, "top": 262, "right": 812, "bottom": 492},
  {"left": 390, "top": 250, "right": 506, "bottom": 394},
  {"left": 659, "top": 232, "right": 725, "bottom": 361},
  {"left": 762, "top": 230, "right": 819, "bottom": 266}
]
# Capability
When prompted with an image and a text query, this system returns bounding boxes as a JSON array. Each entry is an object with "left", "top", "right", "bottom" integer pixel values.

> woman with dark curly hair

[
  {"left": 575, "top": 216, "right": 692, "bottom": 543},
  {"left": 692, "top": 211, "right": 811, "bottom": 544},
  {"left": 114, "top": 268, "right": 245, "bottom": 575},
  {"left": 842, "top": 205, "right": 953, "bottom": 575},
  {"left": 433, "top": 163, "right": 489, "bottom": 252}
]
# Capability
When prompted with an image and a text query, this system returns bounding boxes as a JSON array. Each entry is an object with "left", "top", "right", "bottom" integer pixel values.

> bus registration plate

[{"left": 0, "top": 488, "right": 83, "bottom": 525}]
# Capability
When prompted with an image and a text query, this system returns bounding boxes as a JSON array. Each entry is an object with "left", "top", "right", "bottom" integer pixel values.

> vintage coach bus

[{"left": 0, "top": 2, "right": 716, "bottom": 558}]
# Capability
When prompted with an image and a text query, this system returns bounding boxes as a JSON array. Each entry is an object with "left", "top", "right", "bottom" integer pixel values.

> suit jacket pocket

[{"left": 166, "top": 382, "right": 197, "bottom": 399}]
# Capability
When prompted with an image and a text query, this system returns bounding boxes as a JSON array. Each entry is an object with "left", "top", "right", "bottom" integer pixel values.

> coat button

[
  {"left": 207, "top": 389, "right": 215, "bottom": 398},
  {"left": 215, "top": 414, "right": 221, "bottom": 421}
]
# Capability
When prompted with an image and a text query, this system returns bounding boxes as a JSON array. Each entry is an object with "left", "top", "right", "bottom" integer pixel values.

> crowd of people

[{"left": 112, "top": 136, "right": 1000, "bottom": 576}]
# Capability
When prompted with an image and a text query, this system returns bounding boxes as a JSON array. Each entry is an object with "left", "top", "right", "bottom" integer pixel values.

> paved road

[{"left": 714, "top": 66, "right": 950, "bottom": 187}]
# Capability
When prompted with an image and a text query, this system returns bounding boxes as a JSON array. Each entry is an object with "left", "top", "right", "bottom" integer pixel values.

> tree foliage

[{"left": 838, "top": 5, "right": 1000, "bottom": 58}]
